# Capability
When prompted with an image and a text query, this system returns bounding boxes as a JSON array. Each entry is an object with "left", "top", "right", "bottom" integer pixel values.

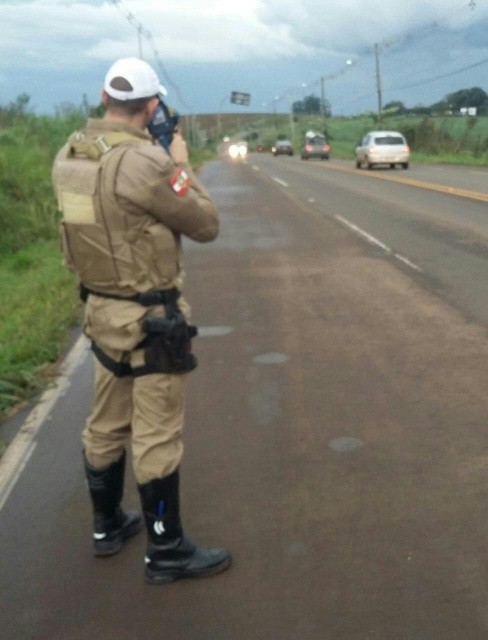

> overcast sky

[{"left": 1, "top": 0, "right": 487, "bottom": 116}]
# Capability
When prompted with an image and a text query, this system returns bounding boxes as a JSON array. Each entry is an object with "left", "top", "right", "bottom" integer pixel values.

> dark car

[
  {"left": 272, "top": 140, "right": 294, "bottom": 156},
  {"left": 301, "top": 135, "right": 331, "bottom": 160}
]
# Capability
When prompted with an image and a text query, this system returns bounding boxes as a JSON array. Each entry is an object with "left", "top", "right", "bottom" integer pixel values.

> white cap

[{"left": 104, "top": 57, "right": 167, "bottom": 100}]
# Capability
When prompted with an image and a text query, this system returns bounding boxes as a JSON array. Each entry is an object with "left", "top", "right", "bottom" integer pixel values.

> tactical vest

[{"left": 53, "top": 130, "right": 180, "bottom": 296}]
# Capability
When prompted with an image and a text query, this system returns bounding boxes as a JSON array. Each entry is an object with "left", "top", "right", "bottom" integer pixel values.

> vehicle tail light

[
  {"left": 305, "top": 144, "right": 313, "bottom": 152},
  {"left": 323, "top": 145, "right": 330, "bottom": 152},
  {"left": 404, "top": 145, "right": 410, "bottom": 153}
]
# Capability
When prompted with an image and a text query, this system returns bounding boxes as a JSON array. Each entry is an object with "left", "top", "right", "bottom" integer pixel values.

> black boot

[
  {"left": 138, "top": 469, "right": 231, "bottom": 585},
  {"left": 83, "top": 450, "right": 143, "bottom": 557}
]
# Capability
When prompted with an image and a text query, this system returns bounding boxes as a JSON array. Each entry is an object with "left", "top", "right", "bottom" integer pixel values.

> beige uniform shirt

[{"left": 52, "top": 118, "right": 220, "bottom": 353}]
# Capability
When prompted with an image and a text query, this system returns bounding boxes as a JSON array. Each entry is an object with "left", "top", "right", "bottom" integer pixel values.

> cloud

[
  {"left": 1, "top": 0, "right": 487, "bottom": 70},
  {"left": 0, "top": 0, "right": 487, "bottom": 114},
  {"left": 256, "top": 0, "right": 488, "bottom": 53},
  {"left": 0, "top": 0, "right": 318, "bottom": 70}
]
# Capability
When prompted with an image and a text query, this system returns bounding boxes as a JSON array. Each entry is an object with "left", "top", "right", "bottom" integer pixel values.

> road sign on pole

[{"left": 230, "top": 91, "right": 251, "bottom": 106}]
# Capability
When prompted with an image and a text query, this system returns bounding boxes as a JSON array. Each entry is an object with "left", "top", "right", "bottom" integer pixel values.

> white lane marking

[
  {"left": 334, "top": 215, "right": 391, "bottom": 253},
  {"left": 394, "top": 253, "right": 423, "bottom": 272},
  {"left": 272, "top": 177, "right": 289, "bottom": 188},
  {"left": 308, "top": 198, "right": 315, "bottom": 203},
  {"left": 198, "top": 326, "right": 234, "bottom": 337},
  {"left": 334, "top": 215, "right": 422, "bottom": 273},
  {"left": 252, "top": 165, "right": 259, "bottom": 171},
  {"left": 0, "top": 334, "right": 90, "bottom": 513},
  {"left": 0, "top": 441, "right": 37, "bottom": 512}
]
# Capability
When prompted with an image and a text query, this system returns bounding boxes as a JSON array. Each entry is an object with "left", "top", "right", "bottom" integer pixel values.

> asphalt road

[
  {"left": 250, "top": 154, "right": 488, "bottom": 325},
  {"left": 1, "top": 155, "right": 488, "bottom": 639}
]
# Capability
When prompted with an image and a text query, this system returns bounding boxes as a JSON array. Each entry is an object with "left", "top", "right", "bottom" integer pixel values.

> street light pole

[
  {"left": 374, "top": 43, "right": 383, "bottom": 123},
  {"left": 320, "top": 76, "right": 326, "bottom": 128},
  {"left": 138, "top": 25, "right": 144, "bottom": 59},
  {"left": 289, "top": 98, "right": 295, "bottom": 141},
  {"left": 217, "top": 96, "right": 227, "bottom": 140}
]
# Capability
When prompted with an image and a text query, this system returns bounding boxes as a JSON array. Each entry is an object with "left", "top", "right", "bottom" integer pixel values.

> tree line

[{"left": 292, "top": 87, "right": 488, "bottom": 117}]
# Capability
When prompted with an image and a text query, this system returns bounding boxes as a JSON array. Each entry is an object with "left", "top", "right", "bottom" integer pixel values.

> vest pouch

[
  {"left": 125, "top": 223, "right": 179, "bottom": 289},
  {"left": 59, "top": 221, "right": 75, "bottom": 272},
  {"left": 54, "top": 153, "right": 120, "bottom": 289},
  {"left": 53, "top": 156, "right": 99, "bottom": 225}
]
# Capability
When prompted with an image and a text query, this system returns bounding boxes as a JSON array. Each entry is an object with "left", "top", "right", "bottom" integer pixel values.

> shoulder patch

[{"left": 169, "top": 167, "right": 190, "bottom": 197}]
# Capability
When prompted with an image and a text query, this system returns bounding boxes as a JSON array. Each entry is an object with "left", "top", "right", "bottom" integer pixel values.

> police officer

[{"left": 52, "top": 57, "right": 231, "bottom": 585}]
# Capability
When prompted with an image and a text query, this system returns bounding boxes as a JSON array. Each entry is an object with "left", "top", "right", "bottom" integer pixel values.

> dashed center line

[
  {"left": 272, "top": 177, "right": 289, "bottom": 188},
  {"left": 334, "top": 215, "right": 391, "bottom": 252},
  {"left": 334, "top": 214, "right": 423, "bottom": 273}
]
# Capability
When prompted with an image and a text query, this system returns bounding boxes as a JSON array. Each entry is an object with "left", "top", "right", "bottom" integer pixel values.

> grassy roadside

[
  {"left": 0, "top": 241, "right": 81, "bottom": 420},
  {"left": 326, "top": 140, "right": 488, "bottom": 166},
  {"left": 242, "top": 113, "right": 488, "bottom": 166}
]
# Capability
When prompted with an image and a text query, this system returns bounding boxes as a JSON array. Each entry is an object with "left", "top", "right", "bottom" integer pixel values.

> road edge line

[{"left": 0, "top": 334, "right": 89, "bottom": 510}]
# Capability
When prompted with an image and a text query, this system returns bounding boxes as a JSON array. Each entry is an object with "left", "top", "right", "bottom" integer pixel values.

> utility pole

[
  {"left": 320, "top": 76, "right": 326, "bottom": 128},
  {"left": 138, "top": 25, "right": 144, "bottom": 59},
  {"left": 374, "top": 43, "right": 382, "bottom": 123},
  {"left": 289, "top": 99, "right": 295, "bottom": 142}
]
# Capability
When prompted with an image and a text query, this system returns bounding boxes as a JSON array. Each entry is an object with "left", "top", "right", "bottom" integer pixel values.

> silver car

[{"left": 355, "top": 130, "right": 410, "bottom": 170}]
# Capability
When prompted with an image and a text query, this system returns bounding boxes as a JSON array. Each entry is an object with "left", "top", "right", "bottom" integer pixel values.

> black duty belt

[
  {"left": 80, "top": 282, "right": 191, "bottom": 378},
  {"left": 79, "top": 283, "right": 180, "bottom": 307}
]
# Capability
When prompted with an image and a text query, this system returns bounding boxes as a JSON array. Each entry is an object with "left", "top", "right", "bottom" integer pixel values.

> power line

[
  {"left": 371, "top": 0, "right": 482, "bottom": 55},
  {"left": 346, "top": 2, "right": 487, "bottom": 112},
  {"left": 291, "top": 0, "right": 485, "bottom": 116},
  {"left": 332, "top": 54, "right": 488, "bottom": 111},
  {"left": 389, "top": 55, "right": 488, "bottom": 93},
  {"left": 108, "top": 0, "right": 192, "bottom": 111}
]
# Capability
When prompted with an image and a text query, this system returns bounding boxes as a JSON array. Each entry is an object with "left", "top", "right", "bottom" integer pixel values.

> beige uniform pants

[{"left": 82, "top": 351, "right": 186, "bottom": 485}]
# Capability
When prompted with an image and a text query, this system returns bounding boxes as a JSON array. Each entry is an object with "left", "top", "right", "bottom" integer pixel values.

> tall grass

[
  {"left": 0, "top": 241, "right": 80, "bottom": 416},
  {"left": 0, "top": 114, "right": 84, "bottom": 255},
  {"left": 241, "top": 113, "right": 488, "bottom": 164},
  {"left": 0, "top": 112, "right": 85, "bottom": 420}
]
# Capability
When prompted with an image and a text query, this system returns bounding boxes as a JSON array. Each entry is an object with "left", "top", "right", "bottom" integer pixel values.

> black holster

[
  {"left": 140, "top": 312, "right": 198, "bottom": 374},
  {"left": 81, "top": 284, "right": 198, "bottom": 376}
]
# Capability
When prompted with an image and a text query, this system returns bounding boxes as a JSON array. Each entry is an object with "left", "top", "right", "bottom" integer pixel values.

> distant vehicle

[
  {"left": 256, "top": 144, "right": 265, "bottom": 152},
  {"left": 272, "top": 140, "right": 294, "bottom": 156},
  {"left": 228, "top": 140, "right": 248, "bottom": 160},
  {"left": 301, "top": 134, "right": 331, "bottom": 160},
  {"left": 355, "top": 130, "right": 410, "bottom": 170}
]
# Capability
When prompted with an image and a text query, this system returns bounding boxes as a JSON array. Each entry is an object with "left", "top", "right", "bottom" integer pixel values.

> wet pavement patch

[
  {"left": 329, "top": 437, "right": 365, "bottom": 452},
  {"left": 286, "top": 541, "right": 308, "bottom": 557},
  {"left": 253, "top": 352, "right": 290, "bottom": 365},
  {"left": 198, "top": 326, "right": 234, "bottom": 337}
]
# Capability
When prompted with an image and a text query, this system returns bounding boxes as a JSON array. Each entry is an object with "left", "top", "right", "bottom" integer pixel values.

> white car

[{"left": 355, "top": 130, "right": 410, "bottom": 170}]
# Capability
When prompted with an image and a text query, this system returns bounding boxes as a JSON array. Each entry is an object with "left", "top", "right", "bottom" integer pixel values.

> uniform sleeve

[{"left": 114, "top": 144, "right": 219, "bottom": 243}]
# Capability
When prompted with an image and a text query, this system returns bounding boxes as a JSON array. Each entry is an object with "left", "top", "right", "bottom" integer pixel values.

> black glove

[{"left": 147, "top": 97, "right": 179, "bottom": 152}]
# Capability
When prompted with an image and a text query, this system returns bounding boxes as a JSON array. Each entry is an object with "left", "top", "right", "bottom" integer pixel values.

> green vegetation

[
  {"left": 0, "top": 101, "right": 84, "bottom": 422},
  {"left": 0, "top": 241, "right": 80, "bottom": 417},
  {"left": 236, "top": 112, "right": 488, "bottom": 165},
  {"left": 1, "top": 90, "right": 487, "bottom": 427}
]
